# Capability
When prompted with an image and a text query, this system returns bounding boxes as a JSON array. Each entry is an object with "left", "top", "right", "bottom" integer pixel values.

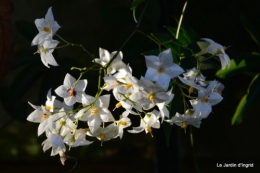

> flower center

[
  {"left": 125, "top": 83, "right": 132, "bottom": 89},
  {"left": 67, "top": 88, "right": 76, "bottom": 97},
  {"left": 70, "top": 136, "right": 76, "bottom": 142},
  {"left": 91, "top": 108, "right": 99, "bottom": 115},
  {"left": 42, "top": 113, "right": 50, "bottom": 119},
  {"left": 157, "top": 67, "right": 164, "bottom": 73},
  {"left": 43, "top": 27, "right": 51, "bottom": 33},
  {"left": 194, "top": 71, "right": 200, "bottom": 77},
  {"left": 201, "top": 97, "right": 208, "bottom": 102},
  {"left": 186, "top": 109, "right": 195, "bottom": 116},
  {"left": 60, "top": 120, "right": 66, "bottom": 126},
  {"left": 41, "top": 47, "right": 47, "bottom": 54}
]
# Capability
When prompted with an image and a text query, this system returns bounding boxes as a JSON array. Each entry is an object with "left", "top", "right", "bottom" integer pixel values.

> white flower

[
  {"left": 55, "top": 73, "right": 88, "bottom": 106},
  {"left": 190, "top": 80, "right": 223, "bottom": 118},
  {"left": 27, "top": 102, "right": 53, "bottom": 136},
  {"left": 32, "top": 7, "right": 60, "bottom": 45},
  {"left": 37, "top": 39, "right": 59, "bottom": 68},
  {"left": 115, "top": 111, "right": 131, "bottom": 139},
  {"left": 128, "top": 110, "right": 160, "bottom": 137},
  {"left": 51, "top": 109, "right": 76, "bottom": 136},
  {"left": 75, "top": 94, "right": 114, "bottom": 133},
  {"left": 87, "top": 123, "right": 118, "bottom": 146},
  {"left": 166, "top": 111, "right": 202, "bottom": 132},
  {"left": 156, "top": 87, "right": 174, "bottom": 121},
  {"left": 144, "top": 49, "right": 184, "bottom": 89},
  {"left": 94, "top": 48, "right": 128, "bottom": 74},
  {"left": 64, "top": 129, "right": 93, "bottom": 147},
  {"left": 202, "top": 38, "right": 230, "bottom": 70},
  {"left": 45, "top": 88, "right": 63, "bottom": 112},
  {"left": 42, "top": 131, "right": 66, "bottom": 156},
  {"left": 138, "top": 77, "right": 170, "bottom": 110}
]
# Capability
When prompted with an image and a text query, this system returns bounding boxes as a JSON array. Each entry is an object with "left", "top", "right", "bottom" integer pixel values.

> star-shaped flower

[
  {"left": 202, "top": 38, "right": 230, "bottom": 70},
  {"left": 144, "top": 49, "right": 184, "bottom": 89},
  {"left": 55, "top": 73, "right": 88, "bottom": 106},
  {"left": 37, "top": 39, "right": 59, "bottom": 68},
  {"left": 32, "top": 7, "right": 60, "bottom": 46}
]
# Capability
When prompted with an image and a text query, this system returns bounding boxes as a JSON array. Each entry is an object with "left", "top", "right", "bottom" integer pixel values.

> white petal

[
  {"left": 145, "top": 68, "right": 159, "bottom": 82},
  {"left": 55, "top": 85, "right": 69, "bottom": 98},
  {"left": 63, "top": 73, "right": 76, "bottom": 88},
  {"left": 99, "top": 95, "right": 110, "bottom": 108},
  {"left": 156, "top": 73, "right": 171, "bottom": 90},
  {"left": 145, "top": 55, "right": 160, "bottom": 69},
  {"left": 75, "top": 79, "right": 88, "bottom": 91},
  {"left": 64, "top": 96, "right": 76, "bottom": 106}
]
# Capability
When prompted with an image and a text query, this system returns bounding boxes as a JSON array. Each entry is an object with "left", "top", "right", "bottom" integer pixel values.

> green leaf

[
  {"left": 180, "top": 23, "right": 198, "bottom": 43},
  {"left": 240, "top": 12, "right": 260, "bottom": 45},
  {"left": 216, "top": 53, "right": 260, "bottom": 78},
  {"left": 164, "top": 26, "right": 189, "bottom": 46},
  {"left": 130, "top": 0, "right": 146, "bottom": 10},
  {"left": 196, "top": 41, "right": 209, "bottom": 56},
  {"left": 232, "top": 73, "right": 260, "bottom": 125},
  {"left": 216, "top": 59, "right": 246, "bottom": 78}
]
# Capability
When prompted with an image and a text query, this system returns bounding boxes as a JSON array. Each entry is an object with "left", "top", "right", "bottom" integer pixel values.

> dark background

[{"left": 0, "top": 0, "right": 260, "bottom": 172}]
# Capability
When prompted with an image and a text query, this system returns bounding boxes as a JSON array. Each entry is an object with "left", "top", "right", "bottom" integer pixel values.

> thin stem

[
  {"left": 55, "top": 34, "right": 94, "bottom": 60},
  {"left": 98, "top": 68, "right": 102, "bottom": 91},
  {"left": 176, "top": 0, "right": 188, "bottom": 39}
]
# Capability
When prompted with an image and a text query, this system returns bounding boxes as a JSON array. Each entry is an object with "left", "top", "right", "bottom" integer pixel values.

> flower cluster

[{"left": 28, "top": 7, "right": 230, "bottom": 164}]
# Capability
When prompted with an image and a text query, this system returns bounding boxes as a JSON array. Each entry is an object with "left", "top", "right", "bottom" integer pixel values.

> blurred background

[{"left": 1, "top": 0, "right": 260, "bottom": 172}]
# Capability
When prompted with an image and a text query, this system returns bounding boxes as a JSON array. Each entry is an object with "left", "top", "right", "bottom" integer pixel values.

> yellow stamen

[
  {"left": 116, "top": 102, "right": 122, "bottom": 108},
  {"left": 100, "top": 134, "right": 105, "bottom": 142},
  {"left": 125, "top": 83, "right": 132, "bottom": 89},
  {"left": 91, "top": 108, "right": 99, "bottom": 115},
  {"left": 43, "top": 27, "right": 51, "bottom": 33},
  {"left": 188, "top": 87, "right": 194, "bottom": 94},
  {"left": 181, "top": 121, "right": 188, "bottom": 129},
  {"left": 149, "top": 93, "right": 154, "bottom": 101},
  {"left": 45, "top": 105, "right": 51, "bottom": 111},
  {"left": 201, "top": 97, "right": 208, "bottom": 102},
  {"left": 119, "top": 121, "right": 127, "bottom": 126},
  {"left": 146, "top": 126, "right": 152, "bottom": 133},
  {"left": 42, "top": 113, "right": 49, "bottom": 119},
  {"left": 223, "top": 46, "right": 227, "bottom": 50}
]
